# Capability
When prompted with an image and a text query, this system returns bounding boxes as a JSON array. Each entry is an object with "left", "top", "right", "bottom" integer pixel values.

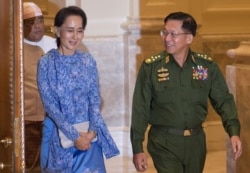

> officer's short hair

[{"left": 164, "top": 12, "right": 197, "bottom": 36}]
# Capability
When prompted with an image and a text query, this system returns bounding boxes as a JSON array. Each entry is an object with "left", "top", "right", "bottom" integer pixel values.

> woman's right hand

[{"left": 74, "top": 132, "right": 91, "bottom": 150}]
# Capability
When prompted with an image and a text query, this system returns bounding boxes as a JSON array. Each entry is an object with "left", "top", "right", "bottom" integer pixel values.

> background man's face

[{"left": 24, "top": 16, "right": 45, "bottom": 42}]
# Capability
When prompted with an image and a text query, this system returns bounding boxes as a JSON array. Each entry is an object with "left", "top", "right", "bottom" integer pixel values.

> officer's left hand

[
  {"left": 133, "top": 152, "right": 147, "bottom": 172},
  {"left": 230, "top": 135, "right": 242, "bottom": 160}
]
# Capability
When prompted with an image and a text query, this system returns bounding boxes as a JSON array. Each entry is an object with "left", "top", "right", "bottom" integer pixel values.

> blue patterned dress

[{"left": 37, "top": 49, "right": 119, "bottom": 173}]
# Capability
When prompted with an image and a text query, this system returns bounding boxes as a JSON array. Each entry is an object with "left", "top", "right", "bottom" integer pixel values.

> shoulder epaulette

[
  {"left": 145, "top": 53, "right": 166, "bottom": 64},
  {"left": 195, "top": 53, "right": 213, "bottom": 61}
]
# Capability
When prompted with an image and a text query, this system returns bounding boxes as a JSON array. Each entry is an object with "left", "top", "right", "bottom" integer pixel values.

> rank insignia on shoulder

[
  {"left": 196, "top": 53, "right": 213, "bottom": 61},
  {"left": 145, "top": 54, "right": 162, "bottom": 64},
  {"left": 157, "top": 67, "right": 169, "bottom": 81}
]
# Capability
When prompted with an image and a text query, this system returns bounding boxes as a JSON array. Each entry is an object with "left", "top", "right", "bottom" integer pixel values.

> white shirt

[{"left": 24, "top": 35, "right": 57, "bottom": 53}]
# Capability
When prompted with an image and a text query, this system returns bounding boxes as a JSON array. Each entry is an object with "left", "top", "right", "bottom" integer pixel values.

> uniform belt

[{"left": 153, "top": 125, "right": 202, "bottom": 136}]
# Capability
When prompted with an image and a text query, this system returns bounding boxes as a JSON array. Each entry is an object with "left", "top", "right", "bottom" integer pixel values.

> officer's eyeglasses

[
  {"left": 160, "top": 30, "right": 190, "bottom": 38},
  {"left": 24, "top": 17, "right": 44, "bottom": 26}
]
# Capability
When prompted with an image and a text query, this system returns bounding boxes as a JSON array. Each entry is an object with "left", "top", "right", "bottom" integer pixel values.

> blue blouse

[{"left": 37, "top": 49, "right": 119, "bottom": 159}]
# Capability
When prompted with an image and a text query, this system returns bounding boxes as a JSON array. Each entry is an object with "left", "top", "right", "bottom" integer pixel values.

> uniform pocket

[
  {"left": 190, "top": 80, "right": 209, "bottom": 103},
  {"left": 154, "top": 81, "right": 176, "bottom": 103}
]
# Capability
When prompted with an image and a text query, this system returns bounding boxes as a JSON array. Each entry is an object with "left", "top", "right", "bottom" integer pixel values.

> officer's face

[
  {"left": 23, "top": 16, "right": 45, "bottom": 42},
  {"left": 162, "top": 20, "right": 193, "bottom": 57}
]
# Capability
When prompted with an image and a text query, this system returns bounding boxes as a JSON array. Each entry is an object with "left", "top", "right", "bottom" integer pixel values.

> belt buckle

[{"left": 184, "top": 129, "right": 192, "bottom": 136}]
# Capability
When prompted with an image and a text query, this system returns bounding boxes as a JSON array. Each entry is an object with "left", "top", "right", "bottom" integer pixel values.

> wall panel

[
  {"left": 200, "top": 0, "right": 250, "bottom": 34},
  {"left": 140, "top": 0, "right": 188, "bottom": 18}
]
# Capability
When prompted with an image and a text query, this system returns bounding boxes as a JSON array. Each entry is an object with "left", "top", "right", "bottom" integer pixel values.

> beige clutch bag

[{"left": 58, "top": 121, "right": 97, "bottom": 148}]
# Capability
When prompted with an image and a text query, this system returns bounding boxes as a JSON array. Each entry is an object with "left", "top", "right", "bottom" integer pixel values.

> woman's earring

[{"left": 54, "top": 27, "right": 60, "bottom": 37}]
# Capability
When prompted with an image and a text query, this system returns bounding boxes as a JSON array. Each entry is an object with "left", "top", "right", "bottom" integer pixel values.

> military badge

[
  {"left": 157, "top": 67, "right": 169, "bottom": 81},
  {"left": 192, "top": 65, "right": 208, "bottom": 80},
  {"left": 165, "top": 56, "right": 169, "bottom": 63}
]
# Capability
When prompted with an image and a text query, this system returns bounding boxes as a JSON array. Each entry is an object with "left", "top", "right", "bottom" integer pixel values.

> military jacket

[{"left": 130, "top": 50, "right": 241, "bottom": 154}]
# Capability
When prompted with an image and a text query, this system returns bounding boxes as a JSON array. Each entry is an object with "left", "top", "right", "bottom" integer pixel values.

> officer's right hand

[{"left": 133, "top": 152, "right": 147, "bottom": 172}]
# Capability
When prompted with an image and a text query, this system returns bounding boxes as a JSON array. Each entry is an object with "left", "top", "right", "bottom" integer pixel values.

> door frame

[
  {"left": 13, "top": 0, "right": 25, "bottom": 172},
  {"left": 0, "top": 0, "right": 26, "bottom": 172}
]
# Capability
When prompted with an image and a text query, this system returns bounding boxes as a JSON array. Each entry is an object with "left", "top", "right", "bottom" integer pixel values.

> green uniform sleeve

[
  {"left": 208, "top": 61, "right": 241, "bottom": 137},
  {"left": 130, "top": 62, "right": 152, "bottom": 154}
]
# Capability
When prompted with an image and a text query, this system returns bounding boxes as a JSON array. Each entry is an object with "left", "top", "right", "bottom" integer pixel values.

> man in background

[{"left": 23, "top": 2, "right": 57, "bottom": 171}]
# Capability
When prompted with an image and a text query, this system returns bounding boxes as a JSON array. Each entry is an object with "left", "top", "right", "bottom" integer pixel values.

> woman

[{"left": 37, "top": 6, "right": 119, "bottom": 173}]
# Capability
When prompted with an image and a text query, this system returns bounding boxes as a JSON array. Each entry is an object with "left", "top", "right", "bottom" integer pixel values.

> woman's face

[{"left": 57, "top": 15, "right": 84, "bottom": 55}]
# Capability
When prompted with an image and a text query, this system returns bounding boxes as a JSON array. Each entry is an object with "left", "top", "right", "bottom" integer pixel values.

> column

[{"left": 226, "top": 41, "right": 250, "bottom": 173}]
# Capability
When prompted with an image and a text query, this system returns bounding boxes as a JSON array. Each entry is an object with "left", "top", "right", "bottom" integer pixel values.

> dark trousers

[
  {"left": 147, "top": 126, "right": 206, "bottom": 173},
  {"left": 25, "top": 121, "right": 43, "bottom": 171}
]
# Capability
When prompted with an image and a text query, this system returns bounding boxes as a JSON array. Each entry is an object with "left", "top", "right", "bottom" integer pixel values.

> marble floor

[
  {"left": 105, "top": 150, "right": 226, "bottom": 173},
  {"left": 105, "top": 129, "right": 226, "bottom": 173}
]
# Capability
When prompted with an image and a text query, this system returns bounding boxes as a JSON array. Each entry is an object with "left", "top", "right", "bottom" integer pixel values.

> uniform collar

[{"left": 167, "top": 49, "right": 195, "bottom": 65}]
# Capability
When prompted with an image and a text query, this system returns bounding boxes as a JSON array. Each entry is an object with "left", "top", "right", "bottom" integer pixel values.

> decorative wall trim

[{"left": 201, "top": 34, "right": 250, "bottom": 54}]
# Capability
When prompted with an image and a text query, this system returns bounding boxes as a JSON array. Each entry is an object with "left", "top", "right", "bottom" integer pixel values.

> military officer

[{"left": 130, "top": 11, "right": 242, "bottom": 173}]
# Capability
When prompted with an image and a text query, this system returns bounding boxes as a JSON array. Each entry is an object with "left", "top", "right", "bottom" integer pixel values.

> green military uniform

[{"left": 130, "top": 50, "right": 241, "bottom": 173}]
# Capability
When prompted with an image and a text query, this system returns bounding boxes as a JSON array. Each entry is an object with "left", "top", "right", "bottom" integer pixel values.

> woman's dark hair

[
  {"left": 54, "top": 6, "right": 87, "bottom": 47},
  {"left": 164, "top": 12, "right": 197, "bottom": 36}
]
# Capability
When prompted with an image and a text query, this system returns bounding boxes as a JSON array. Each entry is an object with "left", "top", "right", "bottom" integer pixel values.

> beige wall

[
  {"left": 28, "top": 0, "right": 250, "bottom": 37},
  {"left": 139, "top": 0, "right": 250, "bottom": 34}
]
